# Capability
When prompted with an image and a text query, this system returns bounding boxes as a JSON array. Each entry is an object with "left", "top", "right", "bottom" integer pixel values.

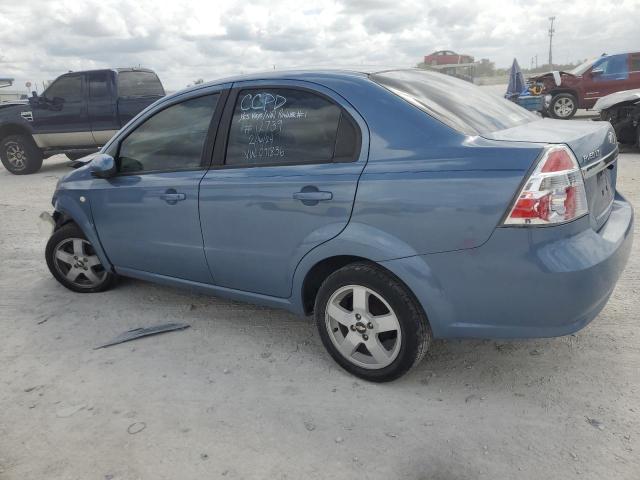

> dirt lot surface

[{"left": 1, "top": 148, "right": 639, "bottom": 480}]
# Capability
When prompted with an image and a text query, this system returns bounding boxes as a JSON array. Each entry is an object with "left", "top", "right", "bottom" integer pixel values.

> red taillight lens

[
  {"left": 503, "top": 145, "right": 588, "bottom": 226},
  {"left": 540, "top": 149, "right": 575, "bottom": 172},
  {"left": 510, "top": 192, "right": 550, "bottom": 220}
]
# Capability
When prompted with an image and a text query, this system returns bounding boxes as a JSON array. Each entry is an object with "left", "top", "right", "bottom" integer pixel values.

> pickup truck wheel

[
  {"left": 45, "top": 224, "right": 116, "bottom": 293},
  {"left": 314, "top": 262, "right": 431, "bottom": 382},
  {"left": 549, "top": 93, "right": 578, "bottom": 119},
  {"left": 0, "top": 134, "right": 43, "bottom": 174}
]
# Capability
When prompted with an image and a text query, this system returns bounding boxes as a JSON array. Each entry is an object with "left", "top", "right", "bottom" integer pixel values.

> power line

[{"left": 548, "top": 16, "right": 556, "bottom": 67}]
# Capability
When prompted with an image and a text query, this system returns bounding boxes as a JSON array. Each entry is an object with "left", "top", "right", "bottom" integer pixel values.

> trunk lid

[{"left": 483, "top": 118, "right": 618, "bottom": 230}]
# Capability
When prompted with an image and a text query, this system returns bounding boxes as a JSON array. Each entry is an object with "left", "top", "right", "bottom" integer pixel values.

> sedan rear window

[{"left": 371, "top": 70, "right": 537, "bottom": 135}]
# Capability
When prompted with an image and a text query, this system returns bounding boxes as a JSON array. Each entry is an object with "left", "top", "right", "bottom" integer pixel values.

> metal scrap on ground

[{"left": 94, "top": 322, "right": 191, "bottom": 349}]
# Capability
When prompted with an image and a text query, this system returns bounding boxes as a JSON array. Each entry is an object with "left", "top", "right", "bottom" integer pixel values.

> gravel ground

[{"left": 1, "top": 147, "right": 639, "bottom": 480}]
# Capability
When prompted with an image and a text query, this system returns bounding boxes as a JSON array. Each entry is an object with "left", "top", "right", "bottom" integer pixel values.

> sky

[{"left": 1, "top": 0, "right": 639, "bottom": 92}]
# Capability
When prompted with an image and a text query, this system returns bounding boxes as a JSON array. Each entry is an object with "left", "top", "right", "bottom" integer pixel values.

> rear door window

[
  {"left": 371, "top": 70, "right": 536, "bottom": 135},
  {"left": 224, "top": 88, "right": 359, "bottom": 167},
  {"left": 117, "top": 71, "right": 165, "bottom": 97},
  {"left": 88, "top": 72, "right": 110, "bottom": 99}
]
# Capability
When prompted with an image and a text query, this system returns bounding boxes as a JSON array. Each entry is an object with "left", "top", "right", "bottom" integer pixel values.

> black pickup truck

[{"left": 0, "top": 68, "right": 164, "bottom": 174}]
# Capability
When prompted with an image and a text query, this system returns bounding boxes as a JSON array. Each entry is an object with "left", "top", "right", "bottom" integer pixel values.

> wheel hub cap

[
  {"left": 325, "top": 285, "right": 402, "bottom": 370},
  {"left": 5, "top": 142, "right": 27, "bottom": 169},
  {"left": 53, "top": 237, "right": 107, "bottom": 288},
  {"left": 354, "top": 322, "right": 367, "bottom": 334},
  {"left": 554, "top": 98, "right": 574, "bottom": 117}
]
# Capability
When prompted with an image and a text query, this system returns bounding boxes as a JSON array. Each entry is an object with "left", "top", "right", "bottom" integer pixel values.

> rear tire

[
  {"left": 314, "top": 262, "right": 431, "bottom": 382},
  {"left": 0, "top": 134, "right": 43, "bottom": 174},
  {"left": 549, "top": 93, "right": 578, "bottom": 119},
  {"left": 45, "top": 224, "right": 116, "bottom": 293}
]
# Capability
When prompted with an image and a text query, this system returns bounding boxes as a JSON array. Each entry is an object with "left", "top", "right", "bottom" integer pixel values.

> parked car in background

[
  {"left": 595, "top": 89, "right": 640, "bottom": 149},
  {"left": 530, "top": 52, "right": 640, "bottom": 119},
  {"left": 423, "top": 50, "right": 474, "bottom": 66},
  {"left": 43, "top": 69, "right": 632, "bottom": 382},
  {"left": 0, "top": 68, "right": 164, "bottom": 174}
]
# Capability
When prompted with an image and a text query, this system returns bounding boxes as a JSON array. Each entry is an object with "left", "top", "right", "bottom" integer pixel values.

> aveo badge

[{"left": 583, "top": 148, "right": 601, "bottom": 162}]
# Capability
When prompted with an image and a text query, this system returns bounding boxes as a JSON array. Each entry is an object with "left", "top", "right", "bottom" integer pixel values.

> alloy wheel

[
  {"left": 5, "top": 142, "right": 27, "bottom": 170},
  {"left": 553, "top": 97, "right": 575, "bottom": 118},
  {"left": 53, "top": 237, "right": 107, "bottom": 288},
  {"left": 325, "top": 284, "right": 402, "bottom": 369}
]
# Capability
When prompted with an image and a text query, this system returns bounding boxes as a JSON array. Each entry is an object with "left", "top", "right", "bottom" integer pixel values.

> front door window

[{"left": 118, "top": 94, "right": 218, "bottom": 173}]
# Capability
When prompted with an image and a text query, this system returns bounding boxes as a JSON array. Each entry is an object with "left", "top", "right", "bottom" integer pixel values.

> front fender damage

[{"left": 51, "top": 193, "right": 113, "bottom": 272}]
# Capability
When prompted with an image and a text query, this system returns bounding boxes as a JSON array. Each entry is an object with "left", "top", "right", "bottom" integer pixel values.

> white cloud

[{"left": 0, "top": 0, "right": 637, "bottom": 91}]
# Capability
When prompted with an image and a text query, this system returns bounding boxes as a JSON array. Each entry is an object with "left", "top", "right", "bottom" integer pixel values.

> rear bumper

[{"left": 381, "top": 193, "right": 633, "bottom": 339}]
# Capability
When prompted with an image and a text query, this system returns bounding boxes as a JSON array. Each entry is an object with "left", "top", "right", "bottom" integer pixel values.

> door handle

[
  {"left": 292, "top": 191, "right": 333, "bottom": 201},
  {"left": 161, "top": 189, "right": 186, "bottom": 205}
]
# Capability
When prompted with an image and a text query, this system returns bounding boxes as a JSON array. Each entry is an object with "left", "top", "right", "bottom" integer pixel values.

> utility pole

[{"left": 548, "top": 16, "right": 556, "bottom": 67}]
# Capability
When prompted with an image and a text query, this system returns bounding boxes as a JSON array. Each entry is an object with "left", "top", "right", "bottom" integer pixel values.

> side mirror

[
  {"left": 591, "top": 68, "right": 604, "bottom": 75},
  {"left": 90, "top": 154, "right": 116, "bottom": 179}
]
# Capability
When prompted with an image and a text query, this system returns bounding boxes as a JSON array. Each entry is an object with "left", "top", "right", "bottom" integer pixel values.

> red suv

[{"left": 530, "top": 52, "right": 640, "bottom": 119}]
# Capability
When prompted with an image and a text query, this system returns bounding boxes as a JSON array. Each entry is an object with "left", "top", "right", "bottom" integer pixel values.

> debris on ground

[
  {"left": 585, "top": 417, "right": 605, "bottom": 430},
  {"left": 56, "top": 404, "right": 87, "bottom": 418},
  {"left": 94, "top": 323, "right": 190, "bottom": 349},
  {"left": 465, "top": 394, "right": 485, "bottom": 403},
  {"left": 304, "top": 421, "right": 316, "bottom": 431},
  {"left": 127, "top": 422, "right": 146, "bottom": 435},
  {"left": 37, "top": 314, "right": 54, "bottom": 325}
]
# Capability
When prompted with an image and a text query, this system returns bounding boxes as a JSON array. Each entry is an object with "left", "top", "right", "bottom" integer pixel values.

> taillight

[{"left": 503, "top": 145, "right": 588, "bottom": 226}]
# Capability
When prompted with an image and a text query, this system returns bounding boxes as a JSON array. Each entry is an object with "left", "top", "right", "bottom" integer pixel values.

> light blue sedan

[{"left": 45, "top": 69, "right": 633, "bottom": 381}]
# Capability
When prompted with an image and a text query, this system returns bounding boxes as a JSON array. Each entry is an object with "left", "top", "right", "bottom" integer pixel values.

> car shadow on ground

[
  {"left": 38, "top": 159, "right": 75, "bottom": 174},
  {"left": 99, "top": 276, "right": 577, "bottom": 391}
]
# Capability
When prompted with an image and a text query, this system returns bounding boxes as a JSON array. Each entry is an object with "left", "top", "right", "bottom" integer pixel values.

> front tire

[
  {"left": 314, "top": 262, "right": 431, "bottom": 382},
  {"left": 0, "top": 134, "right": 43, "bottom": 174},
  {"left": 45, "top": 224, "right": 116, "bottom": 293},
  {"left": 549, "top": 93, "right": 578, "bottom": 119}
]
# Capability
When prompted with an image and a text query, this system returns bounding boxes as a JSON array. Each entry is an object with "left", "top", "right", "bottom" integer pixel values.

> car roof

[
  {"left": 167, "top": 67, "right": 413, "bottom": 99},
  {"left": 57, "top": 68, "right": 157, "bottom": 77}
]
